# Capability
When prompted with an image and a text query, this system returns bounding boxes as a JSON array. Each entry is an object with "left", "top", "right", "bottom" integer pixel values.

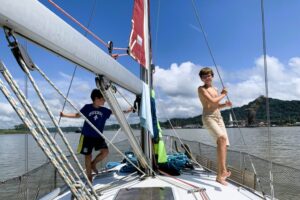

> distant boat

[
  {"left": 75, "top": 128, "right": 81, "bottom": 133},
  {"left": 227, "top": 113, "right": 234, "bottom": 128}
]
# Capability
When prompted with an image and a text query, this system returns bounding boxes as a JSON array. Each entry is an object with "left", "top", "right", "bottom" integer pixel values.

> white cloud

[
  {"left": 1, "top": 55, "right": 300, "bottom": 129},
  {"left": 0, "top": 102, "right": 15, "bottom": 114},
  {"left": 154, "top": 62, "right": 201, "bottom": 97},
  {"left": 0, "top": 101, "right": 23, "bottom": 128},
  {"left": 289, "top": 57, "right": 300, "bottom": 76},
  {"left": 153, "top": 62, "right": 203, "bottom": 119},
  {"left": 153, "top": 55, "right": 300, "bottom": 120}
]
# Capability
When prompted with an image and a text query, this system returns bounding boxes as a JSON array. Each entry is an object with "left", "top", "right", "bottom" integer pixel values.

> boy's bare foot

[
  {"left": 216, "top": 177, "right": 228, "bottom": 186},
  {"left": 221, "top": 170, "right": 231, "bottom": 178},
  {"left": 91, "top": 162, "right": 98, "bottom": 174},
  {"left": 88, "top": 174, "right": 93, "bottom": 183}
]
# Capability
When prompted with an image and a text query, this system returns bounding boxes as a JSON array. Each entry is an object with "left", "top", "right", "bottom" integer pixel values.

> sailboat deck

[{"left": 51, "top": 167, "right": 265, "bottom": 200}]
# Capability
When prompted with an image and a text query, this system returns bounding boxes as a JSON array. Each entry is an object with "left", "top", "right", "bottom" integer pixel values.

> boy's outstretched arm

[
  {"left": 110, "top": 107, "right": 133, "bottom": 115},
  {"left": 123, "top": 107, "right": 133, "bottom": 114},
  {"left": 60, "top": 112, "right": 81, "bottom": 118}
]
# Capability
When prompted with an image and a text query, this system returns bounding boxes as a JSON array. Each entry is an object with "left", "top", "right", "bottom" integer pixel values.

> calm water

[{"left": 0, "top": 127, "right": 299, "bottom": 181}]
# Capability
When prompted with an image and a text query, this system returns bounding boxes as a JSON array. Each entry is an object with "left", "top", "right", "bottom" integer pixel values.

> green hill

[
  {"left": 160, "top": 96, "right": 300, "bottom": 128},
  {"left": 2, "top": 96, "right": 299, "bottom": 134}
]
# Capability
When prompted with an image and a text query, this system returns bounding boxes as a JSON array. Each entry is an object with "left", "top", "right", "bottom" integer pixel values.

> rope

[
  {"left": 108, "top": 113, "right": 132, "bottom": 146},
  {"left": 115, "top": 84, "right": 212, "bottom": 197},
  {"left": 48, "top": 0, "right": 107, "bottom": 47},
  {"left": 48, "top": 0, "right": 127, "bottom": 52},
  {"left": 0, "top": 78, "right": 85, "bottom": 200},
  {"left": 17, "top": 176, "right": 24, "bottom": 200},
  {"left": 115, "top": 89, "right": 137, "bottom": 112},
  {"left": 57, "top": 0, "right": 97, "bottom": 130},
  {"left": 190, "top": 0, "right": 224, "bottom": 87},
  {"left": 167, "top": 118, "right": 204, "bottom": 169},
  {"left": 113, "top": 47, "right": 128, "bottom": 51},
  {"left": 158, "top": 170, "right": 208, "bottom": 200},
  {"left": 34, "top": 162, "right": 48, "bottom": 200},
  {"left": 152, "top": 0, "right": 161, "bottom": 64},
  {"left": 34, "top": 65, "right": 147, "bottom": 176},
  {"left": 97, "top": 79, "right": 160, "bottom": 175},
  {"left": 17, "top": 63, "right": 96, "bottom": 199},
  {"left": 189, "top": 1, "right": 269, "bottom": 196},
  {"left": 260, "top": 0, "right": 274, "bottom": 199},
  {"left": 111, "top": 53, "right": 129, "bottom": 59},
  {"left": 1, "top": 63, "right": 95, "bottom": 199},
  {"left": 23, "top": 40, "right": 29, "bottom": 200},
  {"left": 49, "top": 2, "right": 99, "bottom": 196},
  {"left": 152, "top": 85, "right": 204, "bottom": 170},
  {"left": 2, "top": 29, "right": 96, "bottom": 197}
]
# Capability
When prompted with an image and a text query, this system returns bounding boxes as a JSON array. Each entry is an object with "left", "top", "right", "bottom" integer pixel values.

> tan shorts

[{"left": 202, "top": 113, "right": 230, "bottom": 146}]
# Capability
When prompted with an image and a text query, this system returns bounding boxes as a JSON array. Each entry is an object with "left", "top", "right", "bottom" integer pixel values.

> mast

[
  {"left": 138, "top": 0, "right": 152, "bottom": 174},
  {"left": 144, "top": 0, "right": 153, "bottom": 173}
]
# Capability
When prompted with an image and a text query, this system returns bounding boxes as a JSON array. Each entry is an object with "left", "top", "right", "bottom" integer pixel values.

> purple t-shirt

[{"left": 80, "top": 104, "right": 112, "bottom": 138}]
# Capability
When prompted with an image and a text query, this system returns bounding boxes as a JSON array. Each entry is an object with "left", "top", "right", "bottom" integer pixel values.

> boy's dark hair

[
  {"left": 90, "top": 89, "right": 103, "bottom": 101},
  {"left": 199, "top": 67, "right": 214, "bottom": 78}
]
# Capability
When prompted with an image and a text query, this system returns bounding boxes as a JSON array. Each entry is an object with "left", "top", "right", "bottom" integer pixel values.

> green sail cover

[
  {"left": 154, "top": 121, "right": 167, "bottom": 163},
  {"left": 152, "top": 90, "right": 167, "bottom": 163}
]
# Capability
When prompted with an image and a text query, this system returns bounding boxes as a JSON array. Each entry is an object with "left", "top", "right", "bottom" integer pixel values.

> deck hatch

[{"left": 114, "top": 187, "right": 174, "bottom": 200}]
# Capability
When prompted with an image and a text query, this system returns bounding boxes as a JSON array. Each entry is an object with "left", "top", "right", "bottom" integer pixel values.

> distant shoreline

[
  {"left": 1, "top": 126, "right": 299, "bottom": 135},
  {"left": 0, "top": 130, "right": 29, "bottom": 134}
]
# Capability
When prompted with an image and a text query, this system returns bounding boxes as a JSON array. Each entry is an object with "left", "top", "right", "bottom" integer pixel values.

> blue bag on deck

[{"left": 120, "top": 151, "right": 138, "bottom": 173}]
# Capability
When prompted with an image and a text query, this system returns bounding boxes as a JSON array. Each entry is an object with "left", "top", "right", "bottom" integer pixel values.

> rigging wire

[
  {"left": 48, "top": 0, "right": 127, "bottom": 52},
  {"left": 107, "top": 112, "right": 132, "bottom": 146},
  {"left": 190, "top": 0, "right": 268, "bottom": 196},
  {"left": 153, "top": 86, "right": 204, "bottom": 170},
  {"left": 47, "top": 1, "right": 99, "bottom": 197},
  {"left": 100, "top": 86, "right": 212, "bottom": 197},
  {"left": 133, "top": 0, "right": 206, "bottom": 170},
  {"left": 97, "top": 83, "right": 215, "bottom": 193},
  {"left": 34, "top": 65, "right": 148, "bottom": 176},
  {"left": 48, "top": 0, "right": 107, "bottom": 48},
  {"left": 260, "top": 0, "right": 274, "bottom": 199},
  {"left": 152, "top": 0, "right": 161, "bottom": 64},
  {"left": 115, "top": 85, "right": 215, "bottom": 196},
  {"left": 148, "top": 0, "right": 220, "bottom": 170},
  {"left": 23, "top": 39, "right": 29, "bottom": 200},
  {"left": 57, "top": 0, "right": 97, "bottom": 129},
  {"left": 190, "top": 0, "right": 224, "bottom": 88},
  {"left": 0, "top": 76, "right": 87, "bottom": 199}
]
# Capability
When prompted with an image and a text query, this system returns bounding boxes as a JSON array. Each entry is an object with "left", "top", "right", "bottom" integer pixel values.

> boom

[{"left": 0, "top": 0, "right": 143, "bottom": 95}]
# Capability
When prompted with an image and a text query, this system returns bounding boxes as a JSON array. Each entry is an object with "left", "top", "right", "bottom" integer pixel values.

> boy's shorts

[
  {"left": 77, "top": 134, "right": 108, "bottom": 155},
  {"left": 202, "top": 113, "right": 230, "bottom": 146}
]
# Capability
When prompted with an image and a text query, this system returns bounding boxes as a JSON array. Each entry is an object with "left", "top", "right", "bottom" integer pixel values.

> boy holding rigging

[
  {"left": 198, "top": 67, "right": 232, "bottom": 185},
  {"left": 61, "top": 89, "right": 132, "bottom": 182}
]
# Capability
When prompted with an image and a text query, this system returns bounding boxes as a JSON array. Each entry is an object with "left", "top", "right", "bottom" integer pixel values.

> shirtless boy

[{"left": 198, "top": 67, "right": 232, "bottom": 185}]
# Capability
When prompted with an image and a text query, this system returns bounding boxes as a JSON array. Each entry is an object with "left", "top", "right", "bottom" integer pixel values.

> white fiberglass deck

[{"left": 52, "top": 167, "right": 265, "bottom": 200}]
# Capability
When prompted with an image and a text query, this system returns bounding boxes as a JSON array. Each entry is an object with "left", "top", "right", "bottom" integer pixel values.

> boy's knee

[
  {"left": 102, "top": 148, "right": 109, "bottom": 156},
  {"left": 85, "top": 154, "right": 92, "bottom": 159},
  {"left": 217, "top": 136, "right": 227, "bottom": 144}
]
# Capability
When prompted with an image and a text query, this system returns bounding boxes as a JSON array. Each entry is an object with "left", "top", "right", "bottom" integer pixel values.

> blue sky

[{"left": 1, "top": 0, "right": 300, "bottom": 128}]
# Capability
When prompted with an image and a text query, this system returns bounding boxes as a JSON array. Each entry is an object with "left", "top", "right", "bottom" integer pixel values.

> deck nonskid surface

[{"left": 54, "top": 167, "right": 263, "bottom": 200}]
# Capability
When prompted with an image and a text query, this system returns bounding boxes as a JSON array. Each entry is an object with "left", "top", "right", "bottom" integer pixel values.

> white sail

[
  {"left": 228, "top": 113, "right": 234, "bottom": 127},
  {"left": 229, "top": 113, "right": 233, "bottom": 122}
]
